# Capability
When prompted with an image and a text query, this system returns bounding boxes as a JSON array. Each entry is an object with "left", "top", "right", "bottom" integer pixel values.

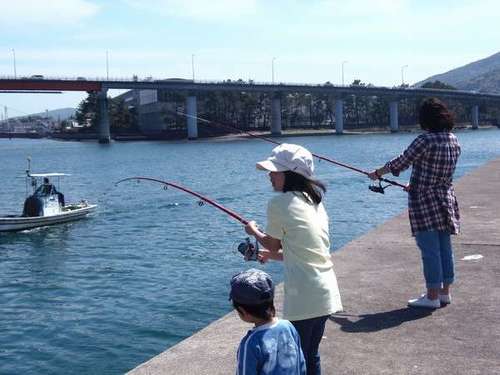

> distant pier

[{"left": 127, "top": 157, "right": 500, "bottom": 375}]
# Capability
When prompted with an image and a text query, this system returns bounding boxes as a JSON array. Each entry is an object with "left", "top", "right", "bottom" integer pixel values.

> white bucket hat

[{"left": 256, "top": 143, "right": 314, "bottom": 179}]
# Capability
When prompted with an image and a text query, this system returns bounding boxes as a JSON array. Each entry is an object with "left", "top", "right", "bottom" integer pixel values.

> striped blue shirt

[{"left": 236, "top": 319, "right": 306, "bottom": 375}]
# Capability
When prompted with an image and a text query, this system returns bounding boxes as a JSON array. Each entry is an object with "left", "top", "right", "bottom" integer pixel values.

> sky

[{"left": 0, "top": 0, "right": 499, "bottom": 116}]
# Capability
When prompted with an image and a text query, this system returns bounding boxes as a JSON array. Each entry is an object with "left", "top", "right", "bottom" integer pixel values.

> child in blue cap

[{"left": 230, "top": 268, "right": 306, "bottom": 375}]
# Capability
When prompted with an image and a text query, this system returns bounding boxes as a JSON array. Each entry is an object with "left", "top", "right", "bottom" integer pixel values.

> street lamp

[
  {"left": 401, "top": 64, "right": 408, "bottom": 86},
  {"left": 11, "top": 49, "right": 17, "bottom": 78},
  {"left": 272, "top": 57, "right": 276, "bottom": 84},
  {"left": 342, "top": 60, "right": 348, "bottom": 86},
  {"left": 191, "top": 54, "right": 195, "bottom": 81}
]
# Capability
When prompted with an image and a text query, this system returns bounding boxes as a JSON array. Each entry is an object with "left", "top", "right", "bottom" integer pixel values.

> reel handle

[{"left": 237, "top": 237, "right": 259, "bottom": 261}]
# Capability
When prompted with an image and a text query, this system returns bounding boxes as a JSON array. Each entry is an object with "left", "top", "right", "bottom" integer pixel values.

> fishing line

[
  {"left": 115, "top": 176, "right": 259, "bottom": 260},
  {"left": 116, "top": 176, "right": 248, "bottom": 224},
  {"left": 175, "top": 110, "right": 406, "bottom": 193}
]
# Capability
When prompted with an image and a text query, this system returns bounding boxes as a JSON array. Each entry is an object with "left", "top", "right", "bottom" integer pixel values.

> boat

[{"left": 0, "top": 160, "right": 97, "bottom": 232}]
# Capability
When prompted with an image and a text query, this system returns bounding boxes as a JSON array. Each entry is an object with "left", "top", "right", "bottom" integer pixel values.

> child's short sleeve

[{"left": 265, "top": 197, "right": 284, "bottom": 240}]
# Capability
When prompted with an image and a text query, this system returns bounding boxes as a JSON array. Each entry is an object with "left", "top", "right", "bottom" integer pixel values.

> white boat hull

[{"left": 0, "top": 204, "right": 97, "bottom": 232}]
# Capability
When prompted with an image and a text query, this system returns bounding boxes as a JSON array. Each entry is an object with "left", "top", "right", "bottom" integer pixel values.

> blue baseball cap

[{"left": 229, "top": 269, "right": 274, "bottom": 305}]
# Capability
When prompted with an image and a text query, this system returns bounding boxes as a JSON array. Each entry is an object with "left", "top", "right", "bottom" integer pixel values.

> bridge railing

[
  {"left": 1, "top": 75, "right": 499, "bottom": 100},
  {"left": 0, "top": 74, "right": 378, "bottom": 89}
]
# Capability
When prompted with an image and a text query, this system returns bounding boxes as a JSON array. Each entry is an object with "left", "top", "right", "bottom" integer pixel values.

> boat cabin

[{"left": 22, "top": 173, "right": 68, "bottom": 217}]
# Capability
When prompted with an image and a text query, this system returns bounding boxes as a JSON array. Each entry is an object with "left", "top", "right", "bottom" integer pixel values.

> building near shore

[
  {"left": 0, "top": 117, "right": 54, "bottom": 135},
  {"left": 113, "top": 79, "right": 198, "bottom": 136}
]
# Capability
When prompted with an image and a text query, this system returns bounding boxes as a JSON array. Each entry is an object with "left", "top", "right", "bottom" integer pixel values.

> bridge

[{"left": 2, "top": 76, "right": 500, "bottom": 143}]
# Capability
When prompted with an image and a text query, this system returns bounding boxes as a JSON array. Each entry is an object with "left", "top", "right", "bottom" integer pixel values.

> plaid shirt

[{"left": 385, "top": 132, "right": 461, "bottom": 235}]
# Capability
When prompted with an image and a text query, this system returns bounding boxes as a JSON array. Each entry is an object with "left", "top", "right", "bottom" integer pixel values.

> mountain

[
  {"left": 5, "top": 108, "right": 76, "bottom": 122},
  {"left": 28, "top": 108, "right": 76, "bottom": 121},
  {"left": 416, "top": 51, "right": 500, "bottom": 93}
]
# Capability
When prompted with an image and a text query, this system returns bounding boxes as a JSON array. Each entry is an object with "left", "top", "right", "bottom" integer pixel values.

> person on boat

[
  {"left": 244, "top": 143, "right": 343, "bottom": 375},
  {"left": 35, "top": 177, "right": 55, "bottom": 195},
  {"left": 368, "top": 97, "right": 461, "bottom": 309},
  {"left": 36, "top": 177, "right": 65, "bottom": 206}
]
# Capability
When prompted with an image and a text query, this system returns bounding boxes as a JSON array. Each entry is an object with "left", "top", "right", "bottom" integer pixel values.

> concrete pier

[
  {"left": 97, "top": 89, "right": 111, "bottom": 144},
  {"left": 335, "top": 99, "right": 344, "bottom": 134},
  {"left": 389, "top": 101, "right": 399, "bottom": 132},
  {"left": 471, "top": 105, "right": 479, "bottom": 129},
  {"left": 271, "top": 95, "right": 282, "bottom": 135},
  {"left": 186, "top": 95, "right": 198, "bottom": 139},
  {"left": 127, "top": 158, "right": 500, "bottom": 375}
]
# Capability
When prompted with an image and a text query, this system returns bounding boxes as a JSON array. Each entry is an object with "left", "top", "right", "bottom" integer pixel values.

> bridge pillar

[
  {"left": 389, "top": 101, "right": 399, "bottom": 132},
  {"left": 335, "top": 99, "right": 344, "bottom": 134},
  {"left": 186, "top": 95, "right": 198, "bottom": 139},
  {"left": 97, "top": 89, "right": 110, "bottom": 144},
  {"left": 471, "top": 104, "right": 479, "bottom": 129},
  {"left": 271, "top": 95, "right": 282, "bottom": 135}
]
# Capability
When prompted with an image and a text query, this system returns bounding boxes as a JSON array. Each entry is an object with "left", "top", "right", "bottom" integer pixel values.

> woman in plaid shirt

[{"left": 369, "top": 98, "right": 461, "bottom": 309}]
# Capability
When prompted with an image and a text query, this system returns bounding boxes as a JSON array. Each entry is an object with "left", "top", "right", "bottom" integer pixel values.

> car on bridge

[
  {"left": 160, "top": 78, "right": 194, "bottom": 82},
  {"left": 31, "top": 75, "right": 44, "bottom": 79}
]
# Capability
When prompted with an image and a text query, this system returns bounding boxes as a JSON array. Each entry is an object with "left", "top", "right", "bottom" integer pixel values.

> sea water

[{"left": 1, "top": 128, "right": 499, "bottom": 374}]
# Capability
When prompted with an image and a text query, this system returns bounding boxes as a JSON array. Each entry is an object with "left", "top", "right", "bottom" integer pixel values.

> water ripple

[{"left": 1, "top": 129, "right": 499, "bottom": 374}]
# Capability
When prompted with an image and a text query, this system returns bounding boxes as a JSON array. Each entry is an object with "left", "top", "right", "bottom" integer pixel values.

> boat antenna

[
  {"left": 175, "top": 111, "right": 406, "bottom": 193},
  {"left": 115, "top": 177, "right": 249, "bottom": 224},
  {"left": 26, "top": 156, "right": 31, "bottom": 177},
  {"left": 25, "top": 156, "right": 31, "bottom": 197}
]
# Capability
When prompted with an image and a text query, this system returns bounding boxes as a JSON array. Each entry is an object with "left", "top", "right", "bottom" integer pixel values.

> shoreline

[{"left": 0, "top": 123, "right": 496, "bottom": 143}]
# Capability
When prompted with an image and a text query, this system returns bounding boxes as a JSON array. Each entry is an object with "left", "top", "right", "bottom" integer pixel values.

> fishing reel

[
  {"left": 237, "top": 237, "right": 259, "bottom": 261},
  {"left": 369, "top": 180, "right": 390, "bottom": 194}
]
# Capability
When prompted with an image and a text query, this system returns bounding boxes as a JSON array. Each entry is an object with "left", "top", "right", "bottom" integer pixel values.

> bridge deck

[{"left": 1, "top": 78, "right": 500, "bottom": 101}]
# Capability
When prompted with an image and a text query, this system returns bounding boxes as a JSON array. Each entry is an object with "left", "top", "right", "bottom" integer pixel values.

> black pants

[{"left": 291, "top": 315, "right": 329, "bottom": 375}]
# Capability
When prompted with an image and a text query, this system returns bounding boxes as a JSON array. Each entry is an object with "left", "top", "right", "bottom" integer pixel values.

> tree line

[{"left": 72, "top": 80, "right": 499, "bottom": 136}]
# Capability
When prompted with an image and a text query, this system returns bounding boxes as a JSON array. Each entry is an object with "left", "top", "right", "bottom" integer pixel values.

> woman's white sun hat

[{"left": 256, "top": 143, "right": 314, "bottom": 179}]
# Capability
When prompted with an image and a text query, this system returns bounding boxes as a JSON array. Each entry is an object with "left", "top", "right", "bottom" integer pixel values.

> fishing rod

[
  {"left": 115, "top": 177, "right": 259, "bottom": 260},
  {"left": 176, "top": 111, "right": 406, "bottom": 194}
]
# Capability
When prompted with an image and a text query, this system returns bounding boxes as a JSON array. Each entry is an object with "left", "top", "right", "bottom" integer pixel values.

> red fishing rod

[
  {"left": 177, "top": 111, "right": 406, "bottom": 193},
  {"left": 115, "top": 177, "right": 259, "bottom": 260}
]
